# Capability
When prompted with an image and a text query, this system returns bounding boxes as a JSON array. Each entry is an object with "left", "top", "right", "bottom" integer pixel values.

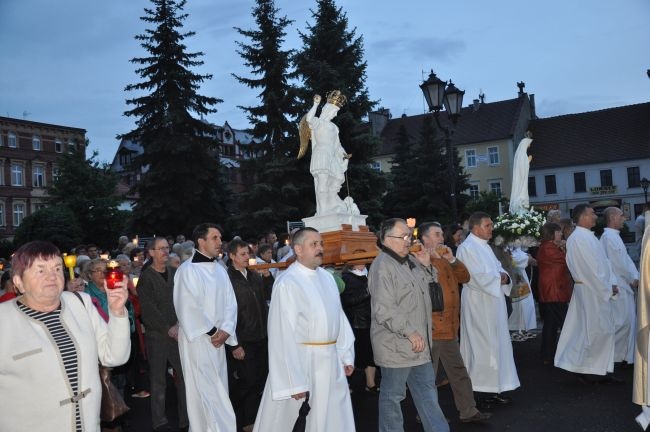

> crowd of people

[{"left": 0, "top": 203, "right": 648, "bottom": 431}]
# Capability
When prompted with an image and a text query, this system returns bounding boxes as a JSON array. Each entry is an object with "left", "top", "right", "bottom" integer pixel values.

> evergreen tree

[
  {"left": 121, "top": 0, "right": 228, "bottom": 235},
  {"left": 382, "top": 124, "right": 419, "bottom": 218},
  {"left": 294, "top": 0, "right": 386, "bottom": 227},
  {"left": 48, "top": 146, "right": 125, "bottom": 249},
  {"left": 230, "top": 0, "right": 313, "bottom": 235},
  {"left": 13, "top": 205, "right": 83, "bottom": 252},
  {"left": 232, "top": 0, "right": 300, "bottom": 159}
]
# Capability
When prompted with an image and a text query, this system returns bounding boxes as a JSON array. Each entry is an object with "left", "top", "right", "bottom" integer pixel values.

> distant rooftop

[{"left": 528, "top": 102, "right": 650, "bottom": 169}]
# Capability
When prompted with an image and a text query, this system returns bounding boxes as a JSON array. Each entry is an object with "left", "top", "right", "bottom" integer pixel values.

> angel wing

[{"left": 297, "top": 115, "right": 311, "bottom": 159}]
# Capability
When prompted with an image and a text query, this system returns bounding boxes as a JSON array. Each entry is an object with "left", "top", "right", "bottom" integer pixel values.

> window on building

[
  {"left": 52, "top": 166, "right": 60, "bottom": 183},
  {"left": 370, "top": 161, "right": 381, "bottom": 171},
  {"left": 13, "top": 202, "right": 25, "bottom": 226},
  {"left": 545, "top": 175, "right": 557, "bottom": 194},
  {"left": 0, "top": 161, "right": 4, "bottom": 186},
  {"left": 574, "top": 172, "right": 586, "bottom": 193},
  {"left": 11, "top": 163, "right": 24, "bottom": 186},
  {"left": 468, "top": 184, "right": 480, "bottom": 200},
  {"left": 489, "top": 181, "right": 502, "bottom": 197},
  {"left": 465, "top": 149, "right": 476, "bottom": 168},
  {"left": 628, "top": 166, "right": 641, "bottom": 188},
  {"left": 487, "top": 146, "right": 500, "bottom": 165},
  {"left": 33, "top": 165, "right": 45, "bottom": 188},
  {"left": 33, "top": 202, "right": 47, "bottom": 213},
  {"left": 32, "top": 135, "right": 41, "bottom": 151},
  {"left": 67, "top": 139, "right": 75, "bottom": 153},
  {"left": 528, "top": 176, "right": 537, "bottom": 197},
  {"left": 55, "top": 139, "right": 63, "bottom": 153},
  {"left": 119, "top": 152, "right": 132, "bottom": 167},
  {"left": 8, "top": 132, "right": 17, "bottom": 148},
  {"left": 0, "top": 202, "right": 4, "bottom": 226},
  {"left": 600, "top": 169, "right": 613, "bottom": 187}
]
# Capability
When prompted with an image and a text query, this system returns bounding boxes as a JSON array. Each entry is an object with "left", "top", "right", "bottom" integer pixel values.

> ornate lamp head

[{"left": 326, "top": 90, "right": 347, "bottom": 108}]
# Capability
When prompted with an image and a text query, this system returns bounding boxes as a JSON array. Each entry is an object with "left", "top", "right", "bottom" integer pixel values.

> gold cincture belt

[{"left": 302, "top": 341, "right": 336, "bottom": 346}]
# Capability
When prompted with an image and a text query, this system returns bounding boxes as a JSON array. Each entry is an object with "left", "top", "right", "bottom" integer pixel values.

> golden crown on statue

[{"left": 326, "top": 90, "right": 347, "bottom": 108}]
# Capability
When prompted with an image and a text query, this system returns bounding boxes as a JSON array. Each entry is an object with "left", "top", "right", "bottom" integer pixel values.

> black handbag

[{"left": 429, "top": 281, "right": 445, "bottom": 312}]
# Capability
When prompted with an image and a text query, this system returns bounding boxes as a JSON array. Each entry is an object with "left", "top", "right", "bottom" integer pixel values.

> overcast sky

[{"left": 1, "top": 0, "right": 648, "bottom": 163}]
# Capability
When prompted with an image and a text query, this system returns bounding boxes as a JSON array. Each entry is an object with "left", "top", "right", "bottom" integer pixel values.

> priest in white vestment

[
  {"left": 253, "top": 227, "right": 355, "bottom": 432},
  {"left": 457, "top": 212, "right": 520, "bottom": 401},
  {"left": 601, "top": 207, "right": 639, "bottom": 364},
  {"left": 633, "top": 209, "right": 650, "bottom": 429},
  {"left": 555, "top": 204, "right": 618, "bottom": 377},
  {"left": 174, "top": 223, "right": 238, "bottom": 432}
]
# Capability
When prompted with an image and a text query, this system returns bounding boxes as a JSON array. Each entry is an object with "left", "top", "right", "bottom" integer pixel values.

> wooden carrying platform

[{"left": 249, "top": 224, "right": 379, "bottom": 270}]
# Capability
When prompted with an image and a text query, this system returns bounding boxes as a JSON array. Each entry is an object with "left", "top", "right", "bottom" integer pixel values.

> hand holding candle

[{"left": 105, "top": 260, "right": 124, "bottom": 290}]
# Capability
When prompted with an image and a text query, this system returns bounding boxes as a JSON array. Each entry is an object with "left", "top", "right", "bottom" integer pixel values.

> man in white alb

[
  {"left": 601, "top": 206, "right": 639, "bottom": 365},
  {"left": 456, "top": 211, "right": 520, "bottom": 404},
  {"left": 253, "top": 227, "right": 355, "bottom": 432},
  {"left": 555, "top": 204, "right": 619, "bottom": 381},
  {"left": 174, "top": 223, "right": 238, "bottom": 432}
]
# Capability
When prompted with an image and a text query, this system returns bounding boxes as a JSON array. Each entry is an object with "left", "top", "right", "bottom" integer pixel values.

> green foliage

[
  {"left": 464, "top": 191, "right": 509, "bottom": 220},
  {"left": 121, "top": 0, "right": 229, "bottom": 235},
  {"left": 48, "top": 146, "right": 124, "bottom": 249},
  {"left": 13, "top": 205, "right": 83, "bottom": 252},
  {"left": 229, "top": 157, "right": 314, "bottom": 237},
  {"left": 383, "top": 118, "right": 471, "bottom": 224},
  {"left": 0, "top": 239, "right": 15, "bottom": 260},
  {"left": 294, "top": 0, "right": 386, "bottom": 222},
  {"left": 233, "top": 0, "right": 300, "bottom": 159}
]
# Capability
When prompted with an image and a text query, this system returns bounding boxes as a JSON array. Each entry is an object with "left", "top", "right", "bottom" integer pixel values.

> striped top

[{"left": 18, "top": 302, "right": 82, "bottom": 432}]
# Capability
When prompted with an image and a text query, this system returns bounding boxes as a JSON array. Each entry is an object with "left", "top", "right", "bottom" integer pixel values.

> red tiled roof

[
  {"left": 378, "top": 97, "right": 527, "bottom": 156},
  {"left": 528, "top": 102, "right": 650, "bottom": 169}
]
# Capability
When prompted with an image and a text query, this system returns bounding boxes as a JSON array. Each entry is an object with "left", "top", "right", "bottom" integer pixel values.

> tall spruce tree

[
  {"left": 232, "top": 0, "right": 300, "bottom": 158},
  {"left": 229, "top": 0, "right": 313, "bottom": 236},
  {"left": 382, "top": 118, "right": 471, "bottom": 223},
  {"left": 121, "top": 0, "right": 228, "bottom": 235},
  {"left": 294, "top": 0, "right": 386, "bottom": 228}
]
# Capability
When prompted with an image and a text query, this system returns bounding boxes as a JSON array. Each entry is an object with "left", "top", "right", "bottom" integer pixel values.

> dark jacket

[
  {"left": 341, "top": 271, "right": 371, "bottom": 329},
  {"left": 227, "top": 266, "right": 271, "bottom": 343},
  {"left": 137, "top": 265, "right": 178, "bottom": 334}
]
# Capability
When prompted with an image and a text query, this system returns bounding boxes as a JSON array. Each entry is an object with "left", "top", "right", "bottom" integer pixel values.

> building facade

[
  {"left": 110, "top": 121, "right": 260, "bottom": 209},
  {"left": 528, "top": 102, "right": 650, "bottom": 230},
  {"left": 0, "top": 117, "right": 86, "bottom": 238},
  {"left": 371, "top": 84, "right": 536, "bottom": 202}
]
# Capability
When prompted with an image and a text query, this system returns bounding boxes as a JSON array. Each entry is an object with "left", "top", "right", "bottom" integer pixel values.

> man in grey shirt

[{"left": 369, "top": 218, "right": 449, "bottom": 432}]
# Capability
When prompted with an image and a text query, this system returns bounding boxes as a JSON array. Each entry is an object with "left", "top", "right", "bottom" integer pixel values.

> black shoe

[
  {"left": 486, "top": 394, "right": 511, "bottom": 405},
  {"left": 460, "top": 411, "right": 492, "bottom": 423}
]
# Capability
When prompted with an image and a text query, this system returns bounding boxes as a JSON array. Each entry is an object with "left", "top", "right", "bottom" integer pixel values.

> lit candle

[
  {"left": 100, "top": 253, "right": 109, "bottom": 260},
  {"left": 105, "top": 260, "right": 124, "bottom": 290},
  {"left": 406, "top": 217, "right": 416, "bottom": 229},
  {"left": 63, "top": 253, "right": 77, "bottom": 280},
  {"left": 248, "top": 258, "right": 257, "bottom": 266},
  {"left": 132, "top": 276, "right": 139, "bottom": 287},
  {"left": 132, "top": 237, "right": 138, "bottom": 245}
]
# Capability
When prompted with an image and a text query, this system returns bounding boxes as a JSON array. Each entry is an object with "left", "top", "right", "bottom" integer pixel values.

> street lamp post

[
  {"left": 641, "top": 177, "right": 649, "bottom": 204},
  {"left": 420, "top": 71, "right": 465, "bottom": 222}
]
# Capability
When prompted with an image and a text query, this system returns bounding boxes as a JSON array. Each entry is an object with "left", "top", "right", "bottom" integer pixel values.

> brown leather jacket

[{"left": 431, "top": 257, "right": 470, "bottom": 340}]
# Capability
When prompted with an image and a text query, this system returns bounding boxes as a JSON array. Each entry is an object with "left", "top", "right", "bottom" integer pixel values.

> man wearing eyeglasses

[
  {"left": 137, "top": 237, "right": 189, "bottom": 431},
  {"left": 369, "top": 218, "right": 449, "bottom": 432}
]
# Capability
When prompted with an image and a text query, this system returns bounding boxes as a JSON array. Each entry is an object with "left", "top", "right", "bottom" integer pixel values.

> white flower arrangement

[{"left": 493, "top": 208, "right": 545, "bottom": 248}]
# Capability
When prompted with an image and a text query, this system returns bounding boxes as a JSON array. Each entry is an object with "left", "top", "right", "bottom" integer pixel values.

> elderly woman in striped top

[{"left": 0, "top": 241, "right": 131, "bottom": 432}]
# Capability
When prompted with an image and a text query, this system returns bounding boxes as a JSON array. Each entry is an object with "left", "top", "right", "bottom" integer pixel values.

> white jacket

[{"left": 0, "top": 291, "right": 130, "bottom": 432}]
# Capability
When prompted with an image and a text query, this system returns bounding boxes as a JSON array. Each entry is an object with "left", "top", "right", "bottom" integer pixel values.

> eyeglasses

[
  {"left": 386, "top": 233, "right": 412, "bottom": 241},
  {"left": 153, "top": 246, "right": 170, "bottom": 251}
]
